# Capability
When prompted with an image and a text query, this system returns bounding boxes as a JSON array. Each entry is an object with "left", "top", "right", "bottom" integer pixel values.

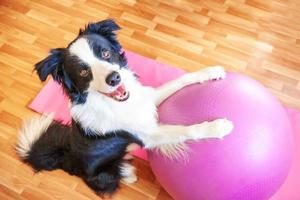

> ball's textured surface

[{"left": 148, "top": 73, "right": 294, "bottom": 200}]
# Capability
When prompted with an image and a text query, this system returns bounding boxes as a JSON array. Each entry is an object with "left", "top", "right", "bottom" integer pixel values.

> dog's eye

[
  {"left": 101, "top": 49, "right": 110, "bottom": 59},
  {"left": 79, "top": 69, "right": 89, "bottom": 77}
]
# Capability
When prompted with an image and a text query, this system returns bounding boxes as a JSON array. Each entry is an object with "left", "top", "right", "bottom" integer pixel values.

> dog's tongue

[
  {"left": 101, "top": 84, "right": 129, "bottom": 101},
  {"left": 108, "top": 84, "right": 126, "bottom": 97}
]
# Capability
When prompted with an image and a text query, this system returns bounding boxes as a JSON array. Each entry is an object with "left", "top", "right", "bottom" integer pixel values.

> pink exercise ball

[{"left": 148, "top": 73, "right": 294, "bottom": 200}]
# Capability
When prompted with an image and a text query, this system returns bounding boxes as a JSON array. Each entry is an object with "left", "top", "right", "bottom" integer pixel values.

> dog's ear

[
  {"left": 80, "top": 19, "right": 120, "bottom": 35},
  {"left": 79, "top": 19, "right": 122, "bottom": 52},
  {"left": 35, "top": 48, "right": 64, "bottom": 82}
]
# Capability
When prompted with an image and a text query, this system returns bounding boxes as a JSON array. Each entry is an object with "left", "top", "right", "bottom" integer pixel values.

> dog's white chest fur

[{"left": 70, "top": 71, "right": 158, "bottom": 137}]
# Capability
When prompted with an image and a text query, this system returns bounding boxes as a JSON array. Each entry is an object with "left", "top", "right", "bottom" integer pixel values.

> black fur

[
  {"left": 35, "top": 48, "right": 65, "bottom": 82},
  {"left": 79, "top": 19, "right": 122, "bottom": 53},
  {"left": 23, "top": 120, "right": 143, "bottom": 195}
]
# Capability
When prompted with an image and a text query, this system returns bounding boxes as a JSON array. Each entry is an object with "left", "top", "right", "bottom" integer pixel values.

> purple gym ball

[{"left": 148, "top": 73, "right": 294, "bottom": 200}]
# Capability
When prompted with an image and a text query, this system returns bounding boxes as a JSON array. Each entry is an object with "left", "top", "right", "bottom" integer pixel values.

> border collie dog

[{"left": 16, "top": 19, "right": 233, "bottom": 195}]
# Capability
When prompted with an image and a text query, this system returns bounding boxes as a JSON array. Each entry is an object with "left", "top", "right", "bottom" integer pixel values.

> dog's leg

[
  {"left": 120, "top": 145, "right": 139, "bottom": 184},
  {"left": 154, "top": 66, "right": 226, "bottom": 105},
  {"left": 84, "top": 172, "right": 120, "bottom": 194},
  {"left": 144, "top": 119, "right": 233, "bottom": 158},
  {"left": 144, "top": 118, "right": 233, "bottom": 148},
  {"left": 120, "top": 163, "right": 137, "bottom": 184}
]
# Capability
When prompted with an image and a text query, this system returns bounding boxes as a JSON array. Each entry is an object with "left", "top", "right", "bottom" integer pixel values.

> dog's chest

[
  {"left": 111, "top": 88, "right": 158, "bottom": 134},
  {"left": 71, "top": 87, "right": 158, "bottom": 136}
]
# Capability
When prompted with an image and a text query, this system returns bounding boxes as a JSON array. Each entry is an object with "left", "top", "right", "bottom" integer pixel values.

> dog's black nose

[{"left": 105, "top": 71, "right": 121, "bottom": 86}]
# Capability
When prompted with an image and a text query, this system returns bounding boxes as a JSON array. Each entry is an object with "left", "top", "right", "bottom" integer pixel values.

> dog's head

[{"left": 35, "top": 19, "right": 131, "bottom": 103}]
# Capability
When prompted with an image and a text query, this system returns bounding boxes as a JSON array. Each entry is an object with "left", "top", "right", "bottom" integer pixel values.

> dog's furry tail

[{"left": 16, "top": 114, "right": 70, "bottom": 171}]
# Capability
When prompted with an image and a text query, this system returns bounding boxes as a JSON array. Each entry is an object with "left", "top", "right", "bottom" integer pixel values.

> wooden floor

[{"left": 0, "top": 0, "right": 300, "bottom": 199}]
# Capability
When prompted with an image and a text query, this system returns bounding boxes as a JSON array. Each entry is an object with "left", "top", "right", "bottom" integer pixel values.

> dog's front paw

[
  {"left": 207, "top": 118, "right": 234, "bottom": 139},
  {"left": 198, "top": 66, "right": 226, "bottom": 83},
  {"left": 184, "top": 66, "right": 226, "bottom": 84},
  {"left": 190, "top": 118, "right": 233, "bottom": 140}
]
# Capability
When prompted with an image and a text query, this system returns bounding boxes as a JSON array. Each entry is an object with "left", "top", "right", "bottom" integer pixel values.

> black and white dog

[{"left": 16, "top": 19, "right": 233, "bottom": 195}]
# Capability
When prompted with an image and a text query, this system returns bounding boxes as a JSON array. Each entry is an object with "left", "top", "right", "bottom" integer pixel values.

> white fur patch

[
  {"left": 69, "top": 38, "right": 97, "bottom": 65},
  {"left": 184, "top": 66, "right": 226, "bottom": 84},
  {"left": 189, "top": 118, "right": 234, "bottom": 140},
  {"left": 120, "top": 163, "right": 137, "bottom": 184},
  {"left": 88, "top": 60, "right": 120, "bottom": 94},
  {"left": 16, "top": 114, "right": 54, "bottom": 158},
  {"left": 154, "top": 143, "right": 189, "bottom": 161}
]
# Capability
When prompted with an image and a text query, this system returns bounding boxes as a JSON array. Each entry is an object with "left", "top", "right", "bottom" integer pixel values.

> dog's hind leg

[
  {"left": 85, "top": 172, "right": 120, "bottom": 195},
  {"left": 120, "top": 162, "right": 137, "bottom": 184}
]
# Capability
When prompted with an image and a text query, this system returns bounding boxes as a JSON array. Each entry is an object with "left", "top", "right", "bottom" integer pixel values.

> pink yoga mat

[{"left": 29, "top": 50, "right": 299, "bottom": 199}]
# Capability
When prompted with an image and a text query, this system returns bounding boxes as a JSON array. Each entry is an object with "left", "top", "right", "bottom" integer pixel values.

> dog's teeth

[
  {"left": 114, "top": 95, "right": 122, "bottom": 101},
  {"left": 111, "top": 91, "right": 129, "bottom": 102}
]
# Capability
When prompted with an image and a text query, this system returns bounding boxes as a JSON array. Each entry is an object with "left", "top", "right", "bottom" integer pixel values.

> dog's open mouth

[{"left": 101, "top": 84, "right": 130, "bottom": 102}]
